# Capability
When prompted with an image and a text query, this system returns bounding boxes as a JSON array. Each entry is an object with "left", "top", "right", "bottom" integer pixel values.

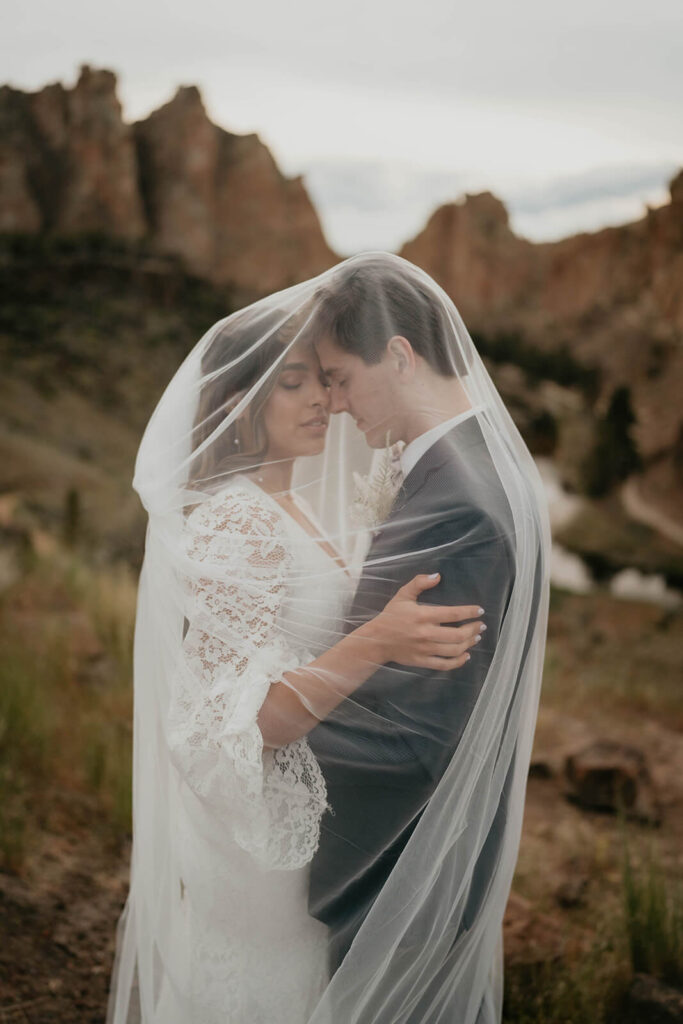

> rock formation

[
  {"left": 133, "top": 84, "right": 336, "bottom": 296},
  {"left": 400, "top": 172, "right": 683, "bottom": 339},
  {"left": 401, "top": 172, "right": 683, "bottom": 520},
  {"left": 564, "top": 739, "right": 661, "bottom": 824},
  {"left": 1, "top": 65, "right": 681, "bottom": 525},
  {"left": 398, "top": 191, "right": 536, "bottom": 327},
  {"left": 0, "top": 66, "right": 337, "bottom": 298},
  {"left": 0, "top": 67, "right": 145, "bottom": 239}
]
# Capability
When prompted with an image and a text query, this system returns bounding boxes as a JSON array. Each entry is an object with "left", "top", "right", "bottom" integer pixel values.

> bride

[{"left": 106, "top": 276, "right": 489, "bottom": 1024}]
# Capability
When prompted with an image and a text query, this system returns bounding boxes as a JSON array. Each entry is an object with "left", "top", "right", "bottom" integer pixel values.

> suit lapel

[
  {"left": 385, "top": 413, "right": 487, "bottom": 522},
  {"left": 347, "top": 412, "right": 488, "bottom": 628}
]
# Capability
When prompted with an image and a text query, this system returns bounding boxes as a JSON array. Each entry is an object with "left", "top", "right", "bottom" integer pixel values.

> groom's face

[{"left": 315, "top": 333, "right": 402, "bottom": 448}]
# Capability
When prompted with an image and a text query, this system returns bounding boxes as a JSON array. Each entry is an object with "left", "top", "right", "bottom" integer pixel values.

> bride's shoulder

[{"left": 186, "top": 474, "right": 287, "bottom": 540}]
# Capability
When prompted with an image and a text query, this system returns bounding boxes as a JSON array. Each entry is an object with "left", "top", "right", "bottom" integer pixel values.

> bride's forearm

[{"left": 257, "top": 622, "right": 386, "bottom": 749}]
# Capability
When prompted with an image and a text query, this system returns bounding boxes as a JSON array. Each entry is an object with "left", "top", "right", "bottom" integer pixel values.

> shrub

[
  {"left": 581, "top": 387, "right": 642, "bottom": 498},
  {"left": 622, "top": 830, "right": 683, "bottom": 987}
]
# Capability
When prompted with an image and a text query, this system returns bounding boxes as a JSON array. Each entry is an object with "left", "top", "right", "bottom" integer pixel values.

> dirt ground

[
  {"left": 0, "top": 791, "right": 129, "bottom": 1024},
  {"left": 2, "top": 712, "right": 682, "bottom": 1023},
  {"left": 2, "top": 592, "right": 682, "bottom": 1022}
]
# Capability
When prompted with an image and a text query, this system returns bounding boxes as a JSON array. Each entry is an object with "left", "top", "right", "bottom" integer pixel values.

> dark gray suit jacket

[{"left": 308, "top": 415, "right": 538, "bottom": 975}]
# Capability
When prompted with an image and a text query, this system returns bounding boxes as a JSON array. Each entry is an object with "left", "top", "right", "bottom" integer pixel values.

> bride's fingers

[
  {"left": 422, "top": 604, "right": 484, "bottom": 624},
  {"left": 426, "top": 623, "right": 485, "bottom": 646},
  {"left": 420, "top": 651, "right": 473, "bottom": 670},
  {"left": 397, "top": 573, "right": 443, "bottom": 600},
  {"left": 422, "top": 639, "right": 478, "bottom": 658}
]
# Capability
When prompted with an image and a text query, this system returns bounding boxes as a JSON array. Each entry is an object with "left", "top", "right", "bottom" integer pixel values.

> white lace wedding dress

[{"left": 160, "top": 474, "right": 356, "bottom": 1024}]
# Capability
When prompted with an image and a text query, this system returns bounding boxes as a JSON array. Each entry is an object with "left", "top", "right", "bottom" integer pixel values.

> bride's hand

[{"left": 368, "top": 573, "right": 485, "bottom": 670}]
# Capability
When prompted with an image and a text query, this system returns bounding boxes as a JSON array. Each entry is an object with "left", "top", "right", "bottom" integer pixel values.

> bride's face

[{"left": 261, "top": 343, "right": 331, "bottom": 460}]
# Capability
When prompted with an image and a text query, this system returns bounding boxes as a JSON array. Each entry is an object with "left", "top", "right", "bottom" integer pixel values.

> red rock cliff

[{"left": 0, "top": 66, "right": 337, "bottom": 297}]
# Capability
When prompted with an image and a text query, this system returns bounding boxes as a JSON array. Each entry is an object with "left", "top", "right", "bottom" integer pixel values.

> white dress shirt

[{"left": 399, "top": 405, "right": 485, "bottom": 481}]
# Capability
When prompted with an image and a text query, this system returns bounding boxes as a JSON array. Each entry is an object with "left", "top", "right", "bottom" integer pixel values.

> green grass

[
  {"left": 1, "top": 538, "right": 682, "bottom": 1024},
  {"left": 0, "top": 635, "right": 57, "bottom": 870},
  {"left": 503, "top": 935, "right": 626, "bottom": 1024},
  {"left": 504, "top": 831, "right": 683, "bottom": 1023},
  {"left": 622, "top": 829, "right": 683, "bottom": 987},
  {"left": 0, "top": 549, "right": 135, "bottom": 870}
]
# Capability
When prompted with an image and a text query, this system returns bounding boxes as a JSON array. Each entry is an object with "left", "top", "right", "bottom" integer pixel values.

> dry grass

[
  {"left": 0, "top": 548, "right": 135, "bottom": 871},
  {"left": 543, "top": 585, "right": 683, "bottom": 728},
  {"left": 1, "top": 547, "right": 682, "bottom": 1020},
  {"left": 622, "top": 827, "right": 683, "bottom": 988},
  {"left": 505, "top": 828, "right": 683, "bottom": 1022}
]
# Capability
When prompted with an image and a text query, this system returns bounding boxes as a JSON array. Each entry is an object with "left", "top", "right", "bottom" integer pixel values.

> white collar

[{"left": 399, "top": 405, "right": 483, "bottom": 481}]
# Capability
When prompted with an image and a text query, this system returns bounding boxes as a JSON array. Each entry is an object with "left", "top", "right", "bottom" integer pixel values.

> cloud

[
  {"left": 302, "top": 158, "right": 678, "bottom": 253},
  {"left": 2, "top": 0, "right": 681, "bottom": 254}
]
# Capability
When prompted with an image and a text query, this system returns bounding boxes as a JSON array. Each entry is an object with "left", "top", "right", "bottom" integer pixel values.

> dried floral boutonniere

[{"left": 350, "top": 433, "right": 406, "bottom": 529}]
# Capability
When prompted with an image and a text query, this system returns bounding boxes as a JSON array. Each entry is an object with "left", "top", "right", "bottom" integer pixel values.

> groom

[{"left": 306, "top": 259, "right": 533, "bottom": 976}]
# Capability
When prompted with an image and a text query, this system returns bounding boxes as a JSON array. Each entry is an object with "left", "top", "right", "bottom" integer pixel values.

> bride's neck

[{"left": 248, "top": 456, "right": 294, "bottom": 495}]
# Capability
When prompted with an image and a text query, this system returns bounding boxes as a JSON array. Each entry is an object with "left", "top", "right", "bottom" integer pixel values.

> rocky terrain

[
  {"left": 0, "top": 66, "right": 337, "bottom": 303},
  {"left": 1, "top": 65, "right": 681, "bottom": 532},
  {"left": 0, "top": 524, "right": 681, "bottom": 1023},
  {"left": 400, "top": 172, "right": 683, "bottom": 527},
  {"left": 0, "top": 64, "right": 682, "bottom": 1022}
]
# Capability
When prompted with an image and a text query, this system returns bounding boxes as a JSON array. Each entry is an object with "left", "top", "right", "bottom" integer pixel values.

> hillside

[
  {"left": 0, "top": 66, "right": 682, "bottom": 1024},
  {"left": 0, "top": 66, "right": 681, "bottom": 581},
  {"left": 400, "top": 172, "right": 683, "bottom": 528},
  {"left": 0, "top": 233, "right": 237, "bottom": 564}
]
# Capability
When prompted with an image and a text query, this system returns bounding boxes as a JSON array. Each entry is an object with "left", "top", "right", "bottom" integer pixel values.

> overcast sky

[{"left": 3, "top": 0, "right": 682, "bottom": 253}]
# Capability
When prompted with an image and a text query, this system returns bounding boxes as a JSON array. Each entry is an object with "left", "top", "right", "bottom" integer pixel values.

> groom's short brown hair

[{"left": 309, "top": 257, "right": 469, "bottom": 377}]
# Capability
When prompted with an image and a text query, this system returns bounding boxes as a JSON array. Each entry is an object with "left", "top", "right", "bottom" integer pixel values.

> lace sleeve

[{"left": 167, "top": 483, "right": 328, "bottom": 870}]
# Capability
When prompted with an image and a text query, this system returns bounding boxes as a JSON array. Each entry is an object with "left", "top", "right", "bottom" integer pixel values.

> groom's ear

[{"left": 387, "top": 335, "right": 415, "bottom": 376}]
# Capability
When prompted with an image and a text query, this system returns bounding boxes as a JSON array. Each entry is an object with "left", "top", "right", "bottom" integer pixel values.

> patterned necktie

[{"left": 389, "top": 441, "right": 406, "bottom": 494}]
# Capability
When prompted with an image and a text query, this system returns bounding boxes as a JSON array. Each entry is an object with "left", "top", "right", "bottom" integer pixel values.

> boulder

[
  {"left": 0, "top": 67, "right": 337, "bottom": 298},
  {"left": 622, "top": 973, "right": 683, "bottom": 1023},
  {"left": 564, "top": 739, "right": 661, "bottom": 824},
  {"left": 555, "top": 874, "right": 588, "bottom": 909}
]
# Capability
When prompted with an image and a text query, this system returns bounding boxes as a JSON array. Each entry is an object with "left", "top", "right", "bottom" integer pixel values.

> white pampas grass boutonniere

[{"left": 350, "top": 436, "right": 406, "bottom": 529}]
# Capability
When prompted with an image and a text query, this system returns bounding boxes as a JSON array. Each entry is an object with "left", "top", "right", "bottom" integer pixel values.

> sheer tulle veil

[{"left": 106, "top": 251, "right": 550, "bottom": 1023}]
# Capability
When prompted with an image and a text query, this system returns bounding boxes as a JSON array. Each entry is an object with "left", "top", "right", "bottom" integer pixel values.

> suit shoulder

[{"left": 427, "top": 504, "right": 515, "bottom": 565}]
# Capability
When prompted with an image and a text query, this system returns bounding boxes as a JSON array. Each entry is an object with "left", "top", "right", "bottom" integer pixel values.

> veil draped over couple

[{"left": 106, "top": 252, "right": 550, "bottom": 1024}]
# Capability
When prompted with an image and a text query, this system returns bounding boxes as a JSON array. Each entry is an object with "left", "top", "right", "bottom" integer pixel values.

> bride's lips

[{"left": 301, "top": 417, "right": 328, "bottom": 432}]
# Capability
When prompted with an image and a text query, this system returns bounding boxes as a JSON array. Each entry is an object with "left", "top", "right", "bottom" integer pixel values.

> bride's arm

[
  {"left": 257, "top": 574, "right": 484, "bottom": 748},
  {"left": 177, "top": 484, "right": 482, "bottom": 756}
]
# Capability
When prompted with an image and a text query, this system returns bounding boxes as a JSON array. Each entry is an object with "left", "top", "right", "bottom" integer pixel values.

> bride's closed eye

[{"left": 279, "top": 371, "right": 306, "bottom": 390}]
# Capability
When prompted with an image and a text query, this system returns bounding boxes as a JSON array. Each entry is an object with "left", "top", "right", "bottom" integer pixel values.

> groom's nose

[{"left": 329, "top": 389, "right": 349, "bottom": 415}]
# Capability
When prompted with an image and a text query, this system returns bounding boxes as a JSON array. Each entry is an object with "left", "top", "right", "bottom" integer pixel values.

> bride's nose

[{"left": 310, "top": 377, "right": 331, "bottom": 410}]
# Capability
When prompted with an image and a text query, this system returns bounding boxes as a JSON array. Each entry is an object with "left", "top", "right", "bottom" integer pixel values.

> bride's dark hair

[
  {"left": 185, "top": 312, "right": 292, "bottom": 494},
  {"left": 310, "top": 257, "right": 469, "bottom": 377}
]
